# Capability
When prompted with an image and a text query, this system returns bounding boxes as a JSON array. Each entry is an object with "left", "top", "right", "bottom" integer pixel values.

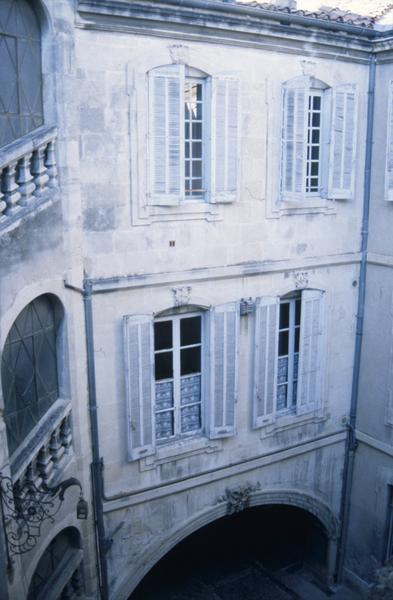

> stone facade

[{"left": 0, "top": 1, "right": 393, "bottom": 599}]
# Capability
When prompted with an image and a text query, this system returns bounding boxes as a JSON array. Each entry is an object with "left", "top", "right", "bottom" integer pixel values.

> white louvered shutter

[
  {"left": 386, "top": 81, "right": 393, "bottom": 201},
  {"left": 281, "top": 87, "right": 307, "bottom": 200},
  {"left": 148, "top": 64, "right": 184, "bottom": 205},
  {"left": 211, "top": 76, "right": 240, "bottom": 204},
  {"left": 209, "top": 302, "right": 239, "bottom": 438},
  {"left": 328, "top": 84, "right": 357, "bottom": 200},
  {"left": 123, "top": 314, "right": 155, "bottom": 460},
  {"left": 297, "top": 290, "right": 324, "bottom": 416},
  {"left": 253, "top": 297, "right": 279, "bottom": 428}
]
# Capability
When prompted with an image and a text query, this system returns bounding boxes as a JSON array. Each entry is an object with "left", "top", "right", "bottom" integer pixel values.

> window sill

[
  {"left": 260, "top": 409, "right": 326, "bottom": 438},
  {"left": 139, "top": 436, "right": 222, "bottom": 472},
  {"left": 136, "top": 201, "right": 220, "bottom": 224},
  {"left": 272, "top": 196, "right": 336, "bottom": 217}
]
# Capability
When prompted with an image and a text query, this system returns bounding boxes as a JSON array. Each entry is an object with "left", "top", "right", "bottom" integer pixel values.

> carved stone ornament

[
  {"left": 168, "top": 44, "right": 190, "bottom": 64},
  {"left": 217, "top": 482, "right": 261, "bottom": 515},
  {"left": 300, "top": 59, "right": 316, "bottom": 77},
  {"left": 172, "top": 286, "right": 191, "bottom": 307},
  {"left": 293, "top": 271, "right": 309, "bottom": 289}
]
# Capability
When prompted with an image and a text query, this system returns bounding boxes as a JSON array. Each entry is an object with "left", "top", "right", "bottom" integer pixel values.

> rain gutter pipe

[
  {"left": 83, "top": 279, "right": 110, "bottom": 600},
  {"left": 335, "top": 53, "right": 376, "bottom": 583}
]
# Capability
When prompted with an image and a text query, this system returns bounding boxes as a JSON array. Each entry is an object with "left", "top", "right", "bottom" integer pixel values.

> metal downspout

[
  {"left": 83, "top": 279, "right": 110, "bottom": 599},
  {"left": 335, "top": 53, "right": 376, "bottom": 583}
]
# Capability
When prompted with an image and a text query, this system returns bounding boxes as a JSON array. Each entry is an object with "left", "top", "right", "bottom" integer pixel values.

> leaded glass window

[
  {"left": 277, "top": 295, "right": 301, "bottom": 412},
  {"left": 0, "top": 0, "right": 43, "bottom": 147},
  {"left": 154, "top": 313, "right": 203, "bottom": 440},
  {"left": 1, "top": 295, "right": 60, "bottom": 455}
]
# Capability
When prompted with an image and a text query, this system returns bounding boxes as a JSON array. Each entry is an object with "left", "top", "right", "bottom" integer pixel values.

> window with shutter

[
  {"left": 271, "top": 290, "right": 324, "bottom": 417},
  {"left": 280, "top": 76, "right": 356, "bottom": 204},
  {"left": 147, "top": 65, "right": 239, "bottom": 207}
]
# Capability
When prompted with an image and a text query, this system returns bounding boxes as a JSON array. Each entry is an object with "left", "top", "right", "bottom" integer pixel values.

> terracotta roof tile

[{"left": 235, "top": 0, "right": 393, "bottom": 28}]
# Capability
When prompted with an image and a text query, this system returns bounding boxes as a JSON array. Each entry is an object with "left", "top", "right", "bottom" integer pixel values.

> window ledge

[
  {"left": 272, "top": 196, "right": 336, "bottom": 217},
  {"left": 136, "top": 201, "right": 221, "bottom": 224},
  {"left": 260, "top": 409, "right": 326, "bottom": 438},
  {"left": 139, "top": 436, "right": 222, "bottom": 471}
]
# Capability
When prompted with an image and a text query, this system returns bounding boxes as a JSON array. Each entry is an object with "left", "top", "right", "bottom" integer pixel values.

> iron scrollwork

[{"left": 0, "top": 473, "right": 87, "bottom": 563}]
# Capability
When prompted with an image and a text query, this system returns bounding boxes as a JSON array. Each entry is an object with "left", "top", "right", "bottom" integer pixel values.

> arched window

[
  {"left": 1, "top": 294, "right": 60, "bottom": 455},
  {"left": 0, "top": 0, "right": 44, "bottom": 147}
]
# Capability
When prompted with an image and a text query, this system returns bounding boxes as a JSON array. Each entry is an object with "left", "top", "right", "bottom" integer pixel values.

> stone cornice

[{"left": 76, "top": 0, "right": 376, "bottom": 63}]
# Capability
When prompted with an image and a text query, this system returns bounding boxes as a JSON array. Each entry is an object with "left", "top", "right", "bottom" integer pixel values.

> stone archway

[{"left": 118, "top": 488, "right": 339, "bottom": 599}]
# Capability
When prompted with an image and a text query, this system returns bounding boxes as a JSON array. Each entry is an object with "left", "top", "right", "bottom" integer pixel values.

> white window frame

[
  {"left": 184, "top": 71, "right": 209, "bottom": 203},
  {"left": 276, "top": 295, "right": 301, "bottom": 414},
  {"left": 154, "top": 311, "right": 204, "bottom": 442}
]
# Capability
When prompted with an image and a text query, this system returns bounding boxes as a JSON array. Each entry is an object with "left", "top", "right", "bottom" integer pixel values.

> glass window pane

[
  {"left": 155, "top": 381, "right": 174, "bottom": 410},
  {"left": 181, "top": 374, "right": 201, "bottom": 405},
  {"left": 154, "top": 321, "right": 172, "bottom": 351},
  {"left": 295, "top": 327, "right": 300, "bottom": 353},
  {"left": 181, "top": 347, "right": 201, "bottom": 376},
  {"left": 277, "top": 357, "right": 288, "bottom": 385},
  {"left": 155, "top": 410, "right": 174, "bottom": 439},
  {"left": 192, "top": 123, "right": 202, "bottom": 139},
  {"left": 192, "top": 161, "right": 202, "bottom": 177},
  {"left": 279, "top": 303, "right": 289, "bottom": 329},
  {"left": 311, "top": 146, "right": 319, "bottom": 160},
  {"left": 185, "top": 161, "right": 190, "bottom": 177},
  {"left": 278, "top": 331, "right": 289, "bottom": 356},
  {"left": 185, "top": 122, "right": 190, "bottom": 139},
  {"left": 181, "top": 404, "right": 201, "bottom": 433},
  {"left": 312, "top": 129, "right": 320, "bottom": 144},
  {"left": 277, "top": 384, "right": 287, "bottom": 411},
  {"left": 192, "top": 142, "right": 202, "bottom": 158},
  {"left": 312, "top": 112, "right": 320, "bottom": 127},
  {"left": 295, "top": 298, "right": 301, "bottom": 325},
  {"left": 154, "top": 352, "right": 173, "bottom": 380},
  {"left": 313, "top": 96, "right": 321, "bottom": 110},
  {"left": 311, "top": 162, "right": 319, "bottom": 176},
  {"left": 181, "top": 316, "right": 201, "bottom": 346},
  {"left": 196, "top": 83, "right": 202, "bottom": 101}
]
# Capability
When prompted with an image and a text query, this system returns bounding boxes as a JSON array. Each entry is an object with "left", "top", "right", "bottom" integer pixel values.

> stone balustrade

[
  {"left": 12, "top": 408, "right": 73, "bottom": 498},
  {"left": 0, "top": 125, "right": 58, "bottom": 231}
]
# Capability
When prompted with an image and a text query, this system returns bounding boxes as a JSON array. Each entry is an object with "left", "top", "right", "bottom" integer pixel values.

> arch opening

[{"left": 131, "top": 504, "right": 329, "bottom": 599}]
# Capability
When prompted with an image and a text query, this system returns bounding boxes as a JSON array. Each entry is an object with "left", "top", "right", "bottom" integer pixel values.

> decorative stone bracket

[{"left": 217, "top": 482, "right": 261, "bottom": 515}]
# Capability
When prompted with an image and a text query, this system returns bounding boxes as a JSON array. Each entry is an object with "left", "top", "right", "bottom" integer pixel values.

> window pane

[
  {"left": 313, "top": 96, "right": 321, "bottom": 110},
  {"left": 185, "top": 122, "right": 190, "bottom": 139},
  {"left": 181, "top": 316, "right": 201, "bottom": 346},
  {"left": 185, "top": 142, "right": 190, "bottom": 158},
  {"left": 192, "top": 123, "right": 202, "bottom": 139},
  {"left": 154, "top": 352, "right": 173, "bottom": 380},
  {"left": 294, "top": 352, "right": 299, "bottom": 377},
  {"left": 181, "top": 374, "right": 201, "bottom": 405},
  {"left": 312, "top": 129, "right": 320, "bottom": 144},
  {"left": 190, "top": 178, "right": 202, "bottom": 192},
  {"left": 155, "top": 410, "right": 174, "bottom": 439},
  {"left": 295, "top": 327, "right": 300, "bottom": 353},
  {"left": 311, "top": 162, "right": 319, "bottom": 176},
  {"left": 278, "top": 331, "right": 289, "bottom": 356},
  {"left": 192, "top": 142, "right": 202, "bottom": 158},
  {"left": 154, "top": 321, "right": 172, "bottom": 351},
  {"left": 277, "top": 357, "right": 288, "bottom": 385},
  {"left": 312, "top": 112, "right": 320, "bottom": 127},
  {"left": 155, "top": 381, "right": 174, "bottom": 410},
  {"left": 279, "top": 303, "right": 289, "bottom": 329},
  {"left": 181, "top": 404, "right": 201, "bottom": 433},
  {"left": 311, "top": 146, "right": 319, "bottom": 160},
  {"left": 185, "top": 161, "right": 190, "bottom": 177},
  {"left": 277, "top": 384, "right": 287, "bottom": 411},
  {"left": 181, "top": 347, "right": 201, "bottom": 375},
  {"left": 192, "top": 161, "right": 202, "bottom": 177}
]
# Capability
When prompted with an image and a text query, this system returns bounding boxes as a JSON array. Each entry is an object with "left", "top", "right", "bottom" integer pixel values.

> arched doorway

[{"left": 131, "top": 504, "right": 330, "bottom": 599}]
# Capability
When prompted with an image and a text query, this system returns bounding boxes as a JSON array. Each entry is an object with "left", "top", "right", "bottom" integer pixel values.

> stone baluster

[
  {"left": 2, "top": 161, "right": 21, "bottom": 215},
  {"left": 31, "top": 145, "right": 49, "bottom": 197},
  {"left": 60, "top": 414, "right": 73, "bottom": 454},
  {"left": 17, "top": 152, "right": 35, "bottom": 206},
  {"left": 49, "top": 427, "right": 65, "bottom": 466},
  {"left": 45, "top": 140, "right": 58, "bottom": 188},
  {"left": 37, "top": 442, "right": 54, "bottom": 483},
  {"left": 25, "top": 459, "right": 42, "bottom": 490},
  {"left": 0, "top": 168, "right": 7, "bottom": 218}
]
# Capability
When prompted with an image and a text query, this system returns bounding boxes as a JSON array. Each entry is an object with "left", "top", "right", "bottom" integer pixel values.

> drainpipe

[
  {"left": 335, "top": 53, "right": 376, "bottom": 583},
  {"left": 83, "top": 278, "right": 110, "bottom": 599}
]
